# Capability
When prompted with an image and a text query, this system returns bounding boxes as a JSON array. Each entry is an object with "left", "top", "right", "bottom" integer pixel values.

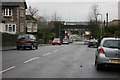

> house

[
  {"left": 108, "top": 20, "right": 120, "bottom": 26},
  {"left": 26, "top": 15, "right": 37, "bottom": 33},
  {"left": 1, "top": 0, "right": 27, "bottom": 34}
]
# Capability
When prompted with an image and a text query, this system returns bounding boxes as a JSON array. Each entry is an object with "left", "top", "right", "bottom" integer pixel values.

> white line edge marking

[
  {"left": 24, "top": 57, "right": 39, "bottom": 63},
  {"left": 0, "top": 66, "right": 16, "bottom": 74}
]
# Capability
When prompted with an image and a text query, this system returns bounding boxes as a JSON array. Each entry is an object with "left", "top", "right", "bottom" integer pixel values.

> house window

[
  {"left": 27, "top": 27, "right": 31, "bottom": 32},
  {"left": 3, "top": 8, "right": 12, "bottom": 16},
  {"left": 5, "top": 24, "right": 16, "bottom": 32}
]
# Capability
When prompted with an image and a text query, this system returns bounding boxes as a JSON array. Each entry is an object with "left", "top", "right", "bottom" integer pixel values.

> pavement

[
  {"left": 2, "top": 44, "right": 51, "bottom": 51},
  {"left": 2, "top": 46, "right": 16, "bottom": 51}
]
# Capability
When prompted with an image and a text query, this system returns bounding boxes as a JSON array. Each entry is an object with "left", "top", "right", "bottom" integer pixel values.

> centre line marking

[
  {"left": 43, "top": 54, "right": 46, "bottom": 56},
  {"left": 43, "top": 53, "right": 51, "bottom": 56},
  {"left": 0, "top": 66, "right": 16, "bottom": 74},
  {"left": 53, "top": 50, "right": 58, "bottom": 52},
  {"left": 24, "top": 57, "right": 39, "bottom": 63},
  {"left": 46, "top": 53, "right": 51, "bottom": 55}
]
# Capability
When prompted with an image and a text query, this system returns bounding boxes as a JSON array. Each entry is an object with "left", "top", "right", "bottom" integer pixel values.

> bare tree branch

[
  {"left": 51, "top": 12, "right": 61, "bottom": 21},
  {"left": 88, "top": 4, "right": 100, "bottom": 22},
  {"left": 26, "top": 6, "right": 39, "bottom": 17}
]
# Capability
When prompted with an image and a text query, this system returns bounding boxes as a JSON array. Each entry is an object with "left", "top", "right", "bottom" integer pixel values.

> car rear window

[
  {"left": 17, "top": 35, "right": 29, "bottom": 40},
  {"left": 103, "top": 40, "right": 120, "bottom": 49},
  {"left": 54, "top": 38, "right": 60, "bottom": 40}
]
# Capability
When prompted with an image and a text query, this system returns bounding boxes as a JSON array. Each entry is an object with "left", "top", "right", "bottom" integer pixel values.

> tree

[
  {"left": 26, "top": 6, "right": 39, "bottom": 17},
  {"left": 50, "top": 12, "right": 63, "bottom": 39},
  {"left": 51, "top": 11, "right": 61, "bottom": 21},
  {"left": 102, "top": 25, "right": 120, "bottom": 38},
  {"left": 88, "top": 4, "right": 101, "bottom": 39}
]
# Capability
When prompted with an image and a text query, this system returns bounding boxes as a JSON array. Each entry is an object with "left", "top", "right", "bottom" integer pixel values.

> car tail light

[
  {"left": 58, "top": 41, "right": 60, "bottom": 43},
  {"left": 16, "top": 40, "right": 32, "bottom": 43},
  {"left": 16, "top": 40, "right": 20, "bottom": 43},
  {"left": 25, "top": 40, "right": 32, "bottom": 43},
  {"left": 98, "top": 48, "right": 105, "bottom": 54}
]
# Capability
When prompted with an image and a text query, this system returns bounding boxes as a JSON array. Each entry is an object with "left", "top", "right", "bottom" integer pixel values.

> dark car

[
  {"left": 16, "top": 34, "right": 38, "bottom": 50},
  {"left": 88, "top": 39, "right": 99, "bottom": 48},
  {"left": 52, "top": 38, "right": 61, "bottom": 45},
  {"left": 95, "top": 38, "right": 120, "bottom": 70}
]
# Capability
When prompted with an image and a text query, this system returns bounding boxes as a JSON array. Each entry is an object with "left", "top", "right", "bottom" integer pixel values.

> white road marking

[
  {"left": 0, "top": 66, "right": 16, "bottom": 74},
  {"left": 47, "top": 53, "right": 51, "bottom": 55},
  {"left": 24, "top": 57, "right": 39, "bottom": 63},
  {"left": 53, "top": 50, "right": 58, "bottom": 52},
  {"left": 43, "top": 54, "right": 46, "bottom": 56},
  {"left": 43, "top": 53, "right": 51, "bottom": 56}
]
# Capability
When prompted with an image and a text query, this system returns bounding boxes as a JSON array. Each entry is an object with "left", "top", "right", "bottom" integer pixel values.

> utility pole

[
  {"left": 104, "top": 20, "right": 106, "bottom": 26},
  {"left": 106, "top": 13, "right": 108, "bottom": 27}
]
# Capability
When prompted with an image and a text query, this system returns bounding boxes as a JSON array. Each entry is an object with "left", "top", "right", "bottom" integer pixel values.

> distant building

[
  {"left": 108, "top": 20, "right": 120, "bottom": 26},
  {"left": 26, "top": 15, "right": 37, "bottom": 33},
  {"left": 1, "top": 0, "right": 27, "bottom": 34}
]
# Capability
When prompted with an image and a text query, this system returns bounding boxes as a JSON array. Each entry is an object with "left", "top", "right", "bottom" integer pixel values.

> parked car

[
  {"left": 88, "top": 39, "right": 99, "bottom": 48},
  {"left": 52, "top": 38, "right": 61, "bottom": 45},
  {"left": 84, "top": 39, "right": 89, "bottom": 45},
  {"left": 16, "top": 34, "right": 38, "bottom": 50},
  {"left": 95, "top": 37, "right": 120, "bottom": 70},
  {"left": 62, "top": 38, "right": 69, "bottom": 44},
  {"left": 68, "top": 37, "right": 73, "bottom": 43}
]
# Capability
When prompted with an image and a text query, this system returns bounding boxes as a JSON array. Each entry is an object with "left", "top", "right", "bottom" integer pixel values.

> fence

[{"left": 2, "top": 33, "right": 18, "bottom": 46}]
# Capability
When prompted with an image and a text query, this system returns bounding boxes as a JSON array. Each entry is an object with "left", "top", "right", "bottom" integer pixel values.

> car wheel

[
  {"left": 30, "top": 45, "right": 34, "bottom": 50},
  {"left": 35, "top": 46, "right": 38, "bottom": 49},
  {"left": 88, "top": 45, "right": 90, "bottom": 47},
  {"left": 95, "top": 61, "right": 102, "bottom": 70},
  {"left": 17, "top": 47, "right": 20, "bottom": 50}
]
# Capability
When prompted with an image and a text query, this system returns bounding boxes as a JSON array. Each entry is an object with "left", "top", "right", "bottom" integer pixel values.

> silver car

[
  {"left": 62, "top": 38, "right": 69, "bottom": 44},
  {"left": 95, "top": 38, "right": 120, "bottom": 70}
]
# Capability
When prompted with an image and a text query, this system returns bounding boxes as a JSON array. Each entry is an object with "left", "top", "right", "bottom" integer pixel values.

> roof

[
  {"left": 26, "top": 15, "right": 37, "bottom": 21},
  {"left": 65, "top": 22, "right": 89, "bottom": 25},
  {"left": 102, "top": 37, "right": 120, "bottom": 40},
  {"left": 2, "top": 0, "right": 27, "bottom": 9}
]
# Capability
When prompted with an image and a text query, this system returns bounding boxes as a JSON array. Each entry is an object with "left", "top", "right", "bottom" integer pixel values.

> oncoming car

[
  {"left": 95, "top": 38, "right": 120, "bottom": 70},
  {"left": 16, "top": 34, "right": 38, "bottom": 50}
]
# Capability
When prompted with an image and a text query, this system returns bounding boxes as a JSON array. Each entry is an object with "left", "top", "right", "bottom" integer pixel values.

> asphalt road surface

[{"left": 1, "top": 42, "right": 120, "bottom": 79}]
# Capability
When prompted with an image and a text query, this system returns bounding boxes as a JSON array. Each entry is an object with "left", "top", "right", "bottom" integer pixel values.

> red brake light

[
  {"left": 98, "top": 48, "right": 105, "bottom": 54},
  {"left": 58, "top": 41, "right": 60, "bottom": 43},
  {"left": 16, "top": 40, "right": 32, "bottom": 43},
  {"left": 25, "top": 40, "right": 32, "bottom": 43},
  {"left": 16, "top": 40, "right": 20, "bottom": 43}
]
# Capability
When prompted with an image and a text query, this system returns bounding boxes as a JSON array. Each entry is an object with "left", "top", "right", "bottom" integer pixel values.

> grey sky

[{"left": 26, "top": 0, "right": 119, "bottom": 22}]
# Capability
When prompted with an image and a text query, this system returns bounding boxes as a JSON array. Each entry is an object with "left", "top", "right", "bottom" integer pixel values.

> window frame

[
  {"left": 5, "top": 24, "right": 16, "bottom": 32},
  {"left": 3, "top": 8, "right": 13, "bottom": 16}
]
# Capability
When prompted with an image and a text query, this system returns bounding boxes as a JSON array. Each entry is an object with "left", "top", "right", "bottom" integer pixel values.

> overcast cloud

[{"left": 26, "top": 0, "right": 119, "bottom": 22}]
